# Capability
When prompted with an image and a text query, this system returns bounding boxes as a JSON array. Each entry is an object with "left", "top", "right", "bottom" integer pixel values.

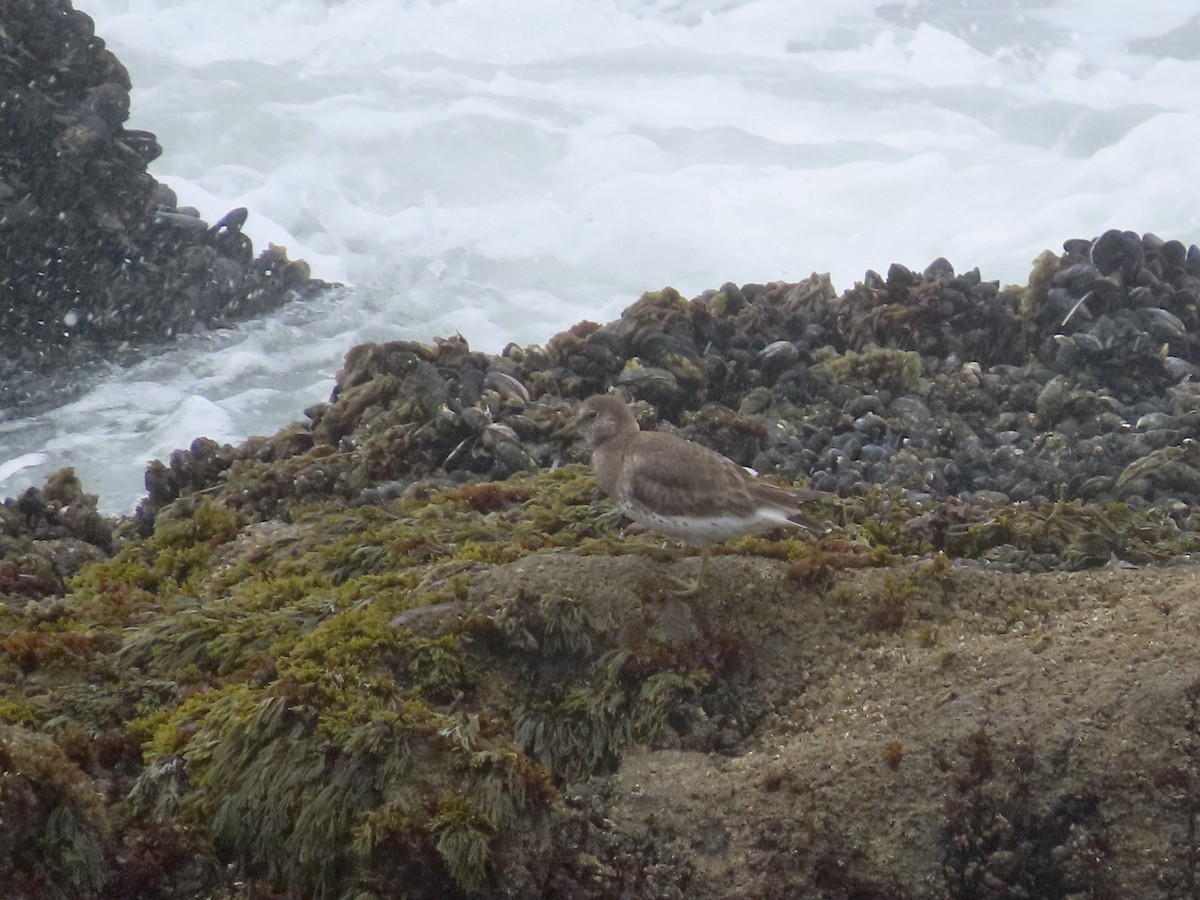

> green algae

[
  {"left": 942, "top": 500, "right": 1195, "bottom": 568},
  {"left": 513, "top": 647, "right": 709, "bottom": 784},
  {"left": 12, "top": 231, "right": 1200, "bottom": 898},
  {"left": 0, "top": 724, "right": 109, "bottom": 895},
  {"left": 69, "top": 497, "right": 243, "bottom": 603},
  {"left": 13, "top": 464, "right": 707, "bottom": 895},
  {"left": 811, "top": 345, "right": 923, "bottom": 394},
  {"left": 3, "top": 450, "right": 1200, "bottom": 896},
  {"left": 1019, "top": 248, "right": 1067, "bottom": 327},
  {"left": 0, "top": 695, "right": 39, "bottom": 726}
]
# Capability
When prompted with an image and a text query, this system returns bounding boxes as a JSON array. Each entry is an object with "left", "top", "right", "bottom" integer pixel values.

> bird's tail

[
  {"left": 787, "top": 511, "right": 831, "bottom": 533},
  {"left": 751, "top": 482, "right": 835, "bottom": 533}
]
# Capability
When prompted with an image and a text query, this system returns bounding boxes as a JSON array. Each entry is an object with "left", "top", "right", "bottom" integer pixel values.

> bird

[{"left": 566, "top": 393, "right": 831, "bottom": 592}]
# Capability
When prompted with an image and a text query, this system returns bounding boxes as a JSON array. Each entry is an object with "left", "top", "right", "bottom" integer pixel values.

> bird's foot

[
  {"left": 592, "top": 507, "right": 627, "bottom": 535},
  {"left": 618, "top": 540, "right": 692, "bottom": 563},
  {"left": 665, "top": 547, "right": 710, "bottom": 595},
  {"left": 666, "top": 574, "right": 703, "bottom": 595}
]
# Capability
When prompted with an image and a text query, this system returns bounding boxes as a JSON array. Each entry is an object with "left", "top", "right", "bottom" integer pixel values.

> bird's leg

[
  {"left": 616, "top": 535, "right": 691, "bottom": 563},
  {"left": 592, "top": 507, "right": 627, "bottom": 534},
  {"left": 669, "top": 544, "right": 710, "bottom": 596}
]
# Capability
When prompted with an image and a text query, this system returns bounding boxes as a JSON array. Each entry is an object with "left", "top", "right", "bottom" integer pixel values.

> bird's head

[{"left": 560, "top": 394, "right": 640, "bottom": 449}]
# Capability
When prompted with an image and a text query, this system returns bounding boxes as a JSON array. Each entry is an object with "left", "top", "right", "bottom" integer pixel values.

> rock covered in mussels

[
  {"left": 136, "top": 228, "right": 1200, "bottom": 539},
  {"left": 0, "top": 0, "right": 331, "bottom": 410},
  {"left": 11, "top": 232, "right": 1200, "bottom": 896},
  {"left": 0, "top": 468, "right": 113, "bottom": 601}
]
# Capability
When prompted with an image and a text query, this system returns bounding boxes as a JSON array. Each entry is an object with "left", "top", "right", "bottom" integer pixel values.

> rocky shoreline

[
  {"left": 4, "top": 229, "right": 1200, "bottom": 896},
  {"left": 6, "top": 1, "right": 1200, "bottom": 896}
]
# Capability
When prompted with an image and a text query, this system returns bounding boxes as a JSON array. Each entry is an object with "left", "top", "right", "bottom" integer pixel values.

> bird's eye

[{"left": 585, "top": 410, "right": 598, "bottom": 420}]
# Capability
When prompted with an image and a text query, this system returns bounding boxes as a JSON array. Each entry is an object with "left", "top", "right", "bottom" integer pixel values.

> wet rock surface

[
  {"left": 2, "top": 229, "right": 1200, "bottom": 897},
  {"left": 5, "top": 12, "right": 1200, "bottom": 872},
  {"left": 7, "top": 7, "right": 1200, "bottom": 896},
  {"left": 0, "top": 468, "right": 112, "bottom": 601},
  {"left": 141, "top": 229, "right": 1200, "bottom": 552},
  {"left": 0, "top": 0, "right": 331, "bottom": 412}
]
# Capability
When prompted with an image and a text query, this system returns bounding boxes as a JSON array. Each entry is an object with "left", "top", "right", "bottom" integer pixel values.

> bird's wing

[
  {"left": 615, "top": 434, "right": 762, "bottom": 518},
  {"left": 748, "top": 480, "right": 830, "bottom": 507}
]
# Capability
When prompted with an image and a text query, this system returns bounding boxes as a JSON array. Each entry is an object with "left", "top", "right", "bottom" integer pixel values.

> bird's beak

[{"left": 551, "top": 411, "right": 580, "bottom": 441}]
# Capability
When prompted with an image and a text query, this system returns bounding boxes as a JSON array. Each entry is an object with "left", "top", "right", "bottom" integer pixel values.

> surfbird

[{"left": 567, "top": 394, "right": 830, "bottom": 591}]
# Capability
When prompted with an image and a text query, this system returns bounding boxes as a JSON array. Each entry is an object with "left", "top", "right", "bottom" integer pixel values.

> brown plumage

[{"left": 569, "top": 394, "right": 830, "bottom": 590}]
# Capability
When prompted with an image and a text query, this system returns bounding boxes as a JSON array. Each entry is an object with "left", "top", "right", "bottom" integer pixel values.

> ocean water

[{"left": 2, "top": 0, "right": 1199, "bottom": 512}]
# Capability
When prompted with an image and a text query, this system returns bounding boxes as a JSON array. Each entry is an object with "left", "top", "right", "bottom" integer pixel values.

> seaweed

[
  {"left": 0, "top": 724, "right": 109, "bottom": 895},
  {"left": 4, "top": 370, "right": 1200, "bottom": 898},
  {"left": 940, "top": 728, "right": 1113, "bottom": 900},
  {"left": 514, "top": 647, "right": 708, "bottom": 783},
  {"left": 811, "top": 345, "right": 923, "bottom": 394}
]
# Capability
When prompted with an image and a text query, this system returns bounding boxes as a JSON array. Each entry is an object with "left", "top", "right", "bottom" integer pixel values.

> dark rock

[
  {"left": 0, "top": 0, "right": 333, "bottom": 412},
  {"left": 1091, "top": 228, "right": 1144, "bottom": 277}
]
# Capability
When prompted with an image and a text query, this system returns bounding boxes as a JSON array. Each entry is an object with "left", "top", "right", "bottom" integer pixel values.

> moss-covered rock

[
  {"left": 0, "top": 724, "right": 108, "bottom": 895},
  {"left": 2, "top": 445, "right": 1200, "bottom": 897},
  {"left": 8, "top": 230, "right": 1200, "bottom": 895}
]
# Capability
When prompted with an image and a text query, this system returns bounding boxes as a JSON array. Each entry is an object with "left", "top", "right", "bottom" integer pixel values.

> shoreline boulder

[{"left": 0, "top": 0, "right": 332, "bottom": 412}]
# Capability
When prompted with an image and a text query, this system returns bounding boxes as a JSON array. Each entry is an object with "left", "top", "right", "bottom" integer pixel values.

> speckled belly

[{"left": 622, "top": 506, "right": 792, "bottom": 544}]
